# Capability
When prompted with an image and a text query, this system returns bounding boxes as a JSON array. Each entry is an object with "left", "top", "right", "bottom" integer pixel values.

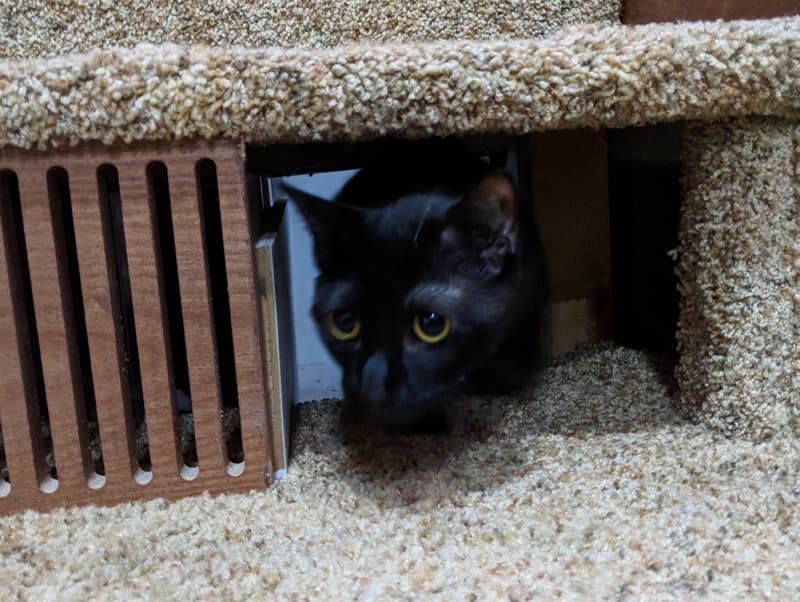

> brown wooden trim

[
  {"left": 623, "top": 0, "right": 800, "bottom": 24},
  {"left": 71, "top": 162, "right": 141, "bottom": 486},
  {"left": 118, "top": 163, "right": 184, "bottom": 480},
  {"left": 216, "top": 150, "right": 275, "bottom": 478},
  {"left": 17, "top": 172, "right": 92, "bottom": 496},
  {"left": 0, "top": 178, "right": 43, "bottom": 500},
  {"left": 169, "top": 158, "right": 229, "bottom": 476}
]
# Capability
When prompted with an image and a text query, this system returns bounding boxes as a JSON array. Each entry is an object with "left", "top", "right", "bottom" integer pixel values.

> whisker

[{"left": 413, "top": 201, "right": 432, "bottom": 245}]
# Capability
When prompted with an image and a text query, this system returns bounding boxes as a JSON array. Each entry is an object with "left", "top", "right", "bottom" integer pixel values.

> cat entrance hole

[
  {"left": 246, "top": 135, "right": 530, "bottom": 412},
  {"left": 248, "top": 130, "right": 682, "bottom": 415},
  {"left": 0, "top": 140, "right": 275, "bottom": 515}
]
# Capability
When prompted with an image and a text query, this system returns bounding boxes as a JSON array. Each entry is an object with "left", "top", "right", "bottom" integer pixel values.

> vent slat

[
  {"left": 168, "top": 161, "right": 226, "bottom": 474},
  {"left": 69, "top": 165, "right": 139, "bottom": 484},
  {"left": 216, "top": 165, "right": 271, "bottom": 473},
  {"left": 0, "top": 195, "right": 41, "bottom": 497},
  {"left": 118, "top": 165, "right": 182, "bottom": 479},
  {"left": 17, "top": 174, "right": 89, "bottom": 492}
]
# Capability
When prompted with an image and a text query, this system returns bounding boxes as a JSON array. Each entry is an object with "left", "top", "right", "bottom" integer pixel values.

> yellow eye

[
  {"left": 413, "top": 311, "right": 451, "bottom": 344},
  {"left": 326, "top": 310, "right": 361, "bottom": 341}
]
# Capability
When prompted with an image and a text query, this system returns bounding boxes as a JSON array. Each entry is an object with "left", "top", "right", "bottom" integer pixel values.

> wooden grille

[{"left": 0, "top": 140, "right": 273, "bottom": 515}]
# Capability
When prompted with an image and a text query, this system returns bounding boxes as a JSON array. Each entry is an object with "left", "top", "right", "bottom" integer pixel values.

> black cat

[{"left": 289, "top": 143, "right": 547, "bottom": 429}]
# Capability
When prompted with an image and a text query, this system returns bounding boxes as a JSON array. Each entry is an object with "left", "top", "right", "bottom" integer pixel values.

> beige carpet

[
  {"left": 677, "top": 117, "right": 800, "bottom": 439},
  {"left": 2, "top": 18, "right": 799, "bottom": 151},
  {"left": 1, "top": 0, "right": 620, "bottom": 59},
  {"left": 1, "top": 344, "right": 798, "bottom": 599}
]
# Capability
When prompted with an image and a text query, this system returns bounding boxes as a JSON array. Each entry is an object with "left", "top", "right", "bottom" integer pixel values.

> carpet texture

[
  {"left": 0, "top": 18, "right": 799, "bottom": 151},
  {"left": 677, "top": 117, "right": 800, "bottom": 439},
  {"left": 1, "top": 345, "right": 799, "bottom": 599},
  {"left": 0, "top": 0, "right": 621, "bottom": 60}
]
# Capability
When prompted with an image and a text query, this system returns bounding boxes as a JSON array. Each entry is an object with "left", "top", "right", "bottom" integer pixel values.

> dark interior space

[
  {"left": 607, "top": 123, "right": 684, "bottom": 354},
  {"left": 248, "top": 129, "right": 684, "bottom": 359}
]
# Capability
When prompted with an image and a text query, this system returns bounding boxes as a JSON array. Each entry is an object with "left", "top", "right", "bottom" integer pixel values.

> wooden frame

[
  {"left": 0, "top": 139, "right": 275, "bottom": 514},
  {"left": 622, "top": 0, "right": 800, "bottom": 24},
  {"left": 255, "top": 205, "right": 294, "bottom": 475}
]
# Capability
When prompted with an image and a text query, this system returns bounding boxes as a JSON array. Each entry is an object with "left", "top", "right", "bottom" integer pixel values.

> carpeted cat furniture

[
  {"left": 3, "top": 3, "right": 800, "bottom": 599},
  {"left": 0, "top": 1, "right": 798, "bottom": 516}
]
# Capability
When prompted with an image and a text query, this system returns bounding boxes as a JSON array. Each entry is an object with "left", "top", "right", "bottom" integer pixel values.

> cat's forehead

[
  {"left": 405, "top": 279, "right": 463, "bottom": 306},
  {"left": 317, "top": 260, "right": 471, "bottom": 307},
  {"left": 363, "top": 189, "right": 459, "bottom": 244}
]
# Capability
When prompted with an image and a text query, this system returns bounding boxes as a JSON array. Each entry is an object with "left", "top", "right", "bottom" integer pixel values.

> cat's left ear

[
  {"left": 441, "top": 171, "right": 519, "bottom": 272},
  {"left": 280, "top": 182, "right": 362, "bottom": 270}
]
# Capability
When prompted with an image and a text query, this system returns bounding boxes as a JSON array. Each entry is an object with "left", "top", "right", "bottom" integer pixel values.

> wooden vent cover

[{"left": 0, "top": 140, "right": 274, "bottom": 515}]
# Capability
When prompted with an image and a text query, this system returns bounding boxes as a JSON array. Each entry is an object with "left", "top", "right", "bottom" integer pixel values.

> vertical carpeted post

[{"left": 677, "top": 118, "right": 800, "bottom": 439}]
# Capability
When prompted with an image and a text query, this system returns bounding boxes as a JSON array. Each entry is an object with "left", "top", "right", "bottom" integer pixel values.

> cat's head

[{"left": 289, "top": 167, "right": 522, "bottom": 426}]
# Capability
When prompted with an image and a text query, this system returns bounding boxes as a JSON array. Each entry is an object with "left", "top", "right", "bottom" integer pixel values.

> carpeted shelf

[
  {"left": 0, "top": 345, "right": 797, "bottom": 598},
  {"left": 1, "top": 18, "right": 799, "bottom": 150}
]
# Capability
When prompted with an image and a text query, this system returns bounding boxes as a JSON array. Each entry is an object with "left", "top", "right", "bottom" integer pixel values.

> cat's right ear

[
  {"left": 440, "top": 171, "right": 519, "bottom": 278},
  {"left": 279, "top": 182, "right": 362, "bottom": 269}
]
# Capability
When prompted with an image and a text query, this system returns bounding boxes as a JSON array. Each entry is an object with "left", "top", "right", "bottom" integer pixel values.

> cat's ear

[
  {"left": 441, "top": 171, "right": 519, "bottom": 274},
  {"left": 281, "top": 183, "right": 362, "bottom": 269}
]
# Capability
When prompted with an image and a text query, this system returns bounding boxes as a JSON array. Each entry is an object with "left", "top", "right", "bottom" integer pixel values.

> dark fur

[{"left": 290, "top": 144, "right": 547, "bottom": 428}]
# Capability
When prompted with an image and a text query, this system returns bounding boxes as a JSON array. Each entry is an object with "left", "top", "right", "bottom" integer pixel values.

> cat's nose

[{"left": 359, "top": 351, "right": 389, "bottom": 406}]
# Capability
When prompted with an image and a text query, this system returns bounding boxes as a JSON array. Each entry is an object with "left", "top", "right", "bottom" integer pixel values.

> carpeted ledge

[
  {"left": 0, "top": 0, "right": 621, "bottom": 59},
  {"left": 1, "top": 17, "right": 799, "bottom": 150},
  {"left": 1, "top": 345, "right": 798, "bottom": 599}
]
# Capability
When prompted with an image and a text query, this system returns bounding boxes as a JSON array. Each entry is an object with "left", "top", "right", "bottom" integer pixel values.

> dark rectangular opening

[
  {"left": 607, "top": 124, "right": 683, "bottom": 354},
  {"left": 96, "top": 164, "right": 151, "bottom": 475},
  {"left": 147, "top": 161, "right": 199, "bottom": 472},
  {"left": 246, "top": 135, "right": 530, "bottom": 410},
  {"left": 196, "top": 159, "right": 244, "bottom": 467},
  {"left": 0, "top": 169, "right": 57, "bottom": 487},
  {"left": 0, "top": 416, "right": 7, "bottom": 495},
  {"left": 47, "top": 166, "right": 105, "bottom": 479}
]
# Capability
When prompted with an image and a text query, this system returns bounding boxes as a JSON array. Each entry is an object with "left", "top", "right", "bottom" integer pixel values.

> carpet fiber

[
  {"left": 1, "top": 18, "right": 799, "bottom": 150},
  {"left": 2, "top": 344, "right": 798, "bottom": 599},
  {"left": 677, "top": 117, "right": 800, "bottom": 439},
  {"left": 0, "top": 0, "right": 621, "bottom": 59}
]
